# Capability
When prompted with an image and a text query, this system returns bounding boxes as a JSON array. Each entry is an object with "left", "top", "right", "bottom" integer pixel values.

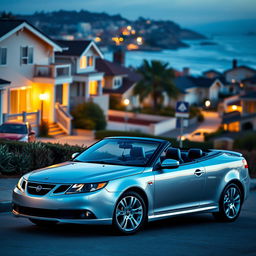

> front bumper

[{"left": 12, "top": 186, "right": 117, "bottom": 225}]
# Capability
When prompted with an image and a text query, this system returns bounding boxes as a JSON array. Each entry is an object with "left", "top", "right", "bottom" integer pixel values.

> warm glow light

[
  {"left": 131, "top": 30, "right": 136, "bottom": 35},
  {"left": 123, "top": 98, "right": 130, "bottom": 106},
  {"left": 127, "top": 44, "right": 139, "bottom": 50},
  {"left": 39, "top": 93, "right": 48, "bottom": 101},
  {"left": 112, "top": 37, "right": 120, "bottom": 45},
  {"left": 20, "top": 86, "right": 26, "bottom": 90},
  {"left": 205, "top": 100, "right": 211, "bottom": 108},
  {"left": 136, "top": 37, "right": 143, "bottom": 45},
  {"left": 119, "top": 37, "right": 124, "bottom": 42},
  {"left": 232, "top": 105, "right": 238, "bottom": 111},
  {"left": 94, "top": 37, "right": 101, "bottom": 42},
  {"left": 127, "top": 25, "right": 132, "bottom": 31},
  {"left": 231, "top": 79, "right": 236, "bottom": 83}
]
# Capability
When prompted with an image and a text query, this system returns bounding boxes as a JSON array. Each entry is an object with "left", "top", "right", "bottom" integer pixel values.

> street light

[
  {"left": 123, "top": 98, "right": 130, "bottom": 131},
  {"left": 39, "top": 93, "right": 48, "bottom": 123},
  {"left": 205, "top": 99, "right": 211, "bottom": 108}
]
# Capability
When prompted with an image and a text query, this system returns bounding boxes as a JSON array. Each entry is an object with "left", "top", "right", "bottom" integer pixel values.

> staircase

[{"left": 48, "top": 123, "right": 66, "bottom": 137}]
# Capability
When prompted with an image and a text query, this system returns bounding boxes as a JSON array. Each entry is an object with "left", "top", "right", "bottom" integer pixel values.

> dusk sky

[{"left": 1, "top": 0, "right": 256, "bottom": 26}]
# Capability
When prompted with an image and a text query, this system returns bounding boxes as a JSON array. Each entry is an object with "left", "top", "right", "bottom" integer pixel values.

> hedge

[
  {"left": 95, "top": 130, "right": 213, "bottom": 150},
  {"left": 0, "top": 140, "right": 85, "bottom": 175}
]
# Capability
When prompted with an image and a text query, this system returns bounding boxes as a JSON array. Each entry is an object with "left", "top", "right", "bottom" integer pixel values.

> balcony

[{"left": 34, "top": 64, "right": 72, "bottom": 83}]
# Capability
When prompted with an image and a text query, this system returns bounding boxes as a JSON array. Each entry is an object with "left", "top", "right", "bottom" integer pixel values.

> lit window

[
  {"left": 20, "top": 46, "right": 33, "bottom": 64},
  {"left": 89, "top": 81, "right": 98, "bottom": 95},
  {"left": 80, "top": 56, "right": 87, "bottom": 69},
  {"left": 87, "top": 56, "right": 94, "bottom": 67},
  {"left": 0, "top": 48, "right": 7, "bottom": 65}
]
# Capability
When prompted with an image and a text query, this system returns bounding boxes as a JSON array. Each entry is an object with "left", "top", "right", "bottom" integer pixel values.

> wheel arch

[{"left": 226, "top": 179, "right": 245, "bottom": 203}]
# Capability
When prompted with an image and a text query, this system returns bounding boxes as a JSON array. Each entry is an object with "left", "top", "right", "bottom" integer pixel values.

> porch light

[
  {"left": 39, "top": 93, "right": 48, "bottom": 101},
  {"left": 123, "top": 98, "right": 130, "bottom": 106},
  {"left": 232, "top": 105, "right": 238, "bottom": 111}
]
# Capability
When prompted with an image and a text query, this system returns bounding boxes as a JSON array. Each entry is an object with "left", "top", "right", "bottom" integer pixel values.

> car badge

[{"left": 36, "top": 185, "right": 43, "bottom": 192}]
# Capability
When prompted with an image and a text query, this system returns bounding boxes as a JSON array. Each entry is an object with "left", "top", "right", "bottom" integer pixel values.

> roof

[
  {"left": 174, "top": 76, "right": 216, "bottom": 91},
  {"left": 222, "top": 111, "right": 241, "bottom": 124},
  {"left": 227, "top": 99, "right": 241, "bottom": 106},
  {"left": 55, "top": 40, "right": 91, "bottom": 56},
  {"left": 0, "top": 78, "right": 10, "bottom": 85},
  {"left": 55, "top": 40, "right": 103, "bottom": 58},
  {"left": 240, "top": 91, "right": 256, "bottom": 100},
  {"left": 96, "top": 58, "right": 129, "bottom": 76},
  {"left": 224, "top": 65, "right": 256, "bottom": 75},
  {"left": 242, "top": 75, "right": 256, "bottom": 84},
  {"left": 97, "top": 58, "right": 142, "bottom": 95},
  {"left": 203, "top": 69, "right": 222, "bottom": 75},
  {"left": 0, "top": 19, "right": 62, "bottom": 51}
]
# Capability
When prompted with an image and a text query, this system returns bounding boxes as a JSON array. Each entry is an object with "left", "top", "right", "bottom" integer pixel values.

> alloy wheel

[{"left": 223, "top": 186, "right": 241, "bottom": 219}]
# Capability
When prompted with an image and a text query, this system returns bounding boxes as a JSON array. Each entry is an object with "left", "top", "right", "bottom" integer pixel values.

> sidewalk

[{"left": 0, "top": 177, "right": 255, "bottom": 213}]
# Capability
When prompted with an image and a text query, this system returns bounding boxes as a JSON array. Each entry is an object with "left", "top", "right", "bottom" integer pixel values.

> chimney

[
  {"left": 113, "top": 47, "right": 125, "bottom": 66},
  {"left": 183, "top": 67, "right": 190, "bottom": 76},
  {"left": 232, "top": 59, "right": 238, "bottom": 69}
]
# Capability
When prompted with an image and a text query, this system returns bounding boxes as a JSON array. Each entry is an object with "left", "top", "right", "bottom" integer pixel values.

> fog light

[{"left": 80, "top": 210, "right": 93, "bottom": 219}]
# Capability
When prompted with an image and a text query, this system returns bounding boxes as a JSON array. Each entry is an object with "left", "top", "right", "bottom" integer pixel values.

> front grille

[
  {"left": 27, "top": 182, "right": 55, "bottom": 195},
  {"left": 13, "top": 204, "right": 96, "bottom": 219}
]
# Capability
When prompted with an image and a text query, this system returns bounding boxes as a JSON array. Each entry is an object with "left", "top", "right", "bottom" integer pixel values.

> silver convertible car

[{"left": 12, "top": 137, "right": 250, "bottom": 234}]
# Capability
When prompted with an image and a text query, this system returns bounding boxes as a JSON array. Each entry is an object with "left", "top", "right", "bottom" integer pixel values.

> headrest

[
  {"left": 130, "top": 147, "right": 145, "bottom": 159},
  {"left": 188, "top": 148, "right": 203, "bottom": 160},
  {"left": 166, "top": 148, "right": 182, "bottom": 161}
]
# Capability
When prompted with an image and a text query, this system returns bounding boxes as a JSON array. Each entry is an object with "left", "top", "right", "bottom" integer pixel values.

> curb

[{"left": 0, "top": 201, "right": 12, "bottom": 213}]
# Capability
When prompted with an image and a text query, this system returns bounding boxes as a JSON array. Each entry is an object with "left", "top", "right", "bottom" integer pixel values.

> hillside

[{"left": 14, "top": 10, "right": 206, "bottom": 50}]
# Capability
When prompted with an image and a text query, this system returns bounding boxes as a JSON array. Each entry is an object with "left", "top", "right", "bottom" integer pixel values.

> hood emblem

[{"left": 36, "top": 185, "right": 43, "bottom": 192}]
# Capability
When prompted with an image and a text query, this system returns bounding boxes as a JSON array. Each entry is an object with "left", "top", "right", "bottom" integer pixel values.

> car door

[{"left": 153, "top": 161, "right": 206, "bottom": 214}]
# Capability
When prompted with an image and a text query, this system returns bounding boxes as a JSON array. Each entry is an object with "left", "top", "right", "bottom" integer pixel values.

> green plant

[
  {"left": 72, "top": 102, "right": 106, "bottom": 130},
  {"left": 233, "top": 133, "right": 256, "bottom": 151},
  {"left": 134, "top": 60, "right": 178, "bottom": 110}
]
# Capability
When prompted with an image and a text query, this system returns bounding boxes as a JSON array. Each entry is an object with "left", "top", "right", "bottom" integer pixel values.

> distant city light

[
  {"left": 127, "top": 25, "right": 132, "bottom": 31},
  {"left": 231, "top": 79, "right": 236, "bottom": 83},
  {"left": 205, "top": 100, "right": 211, "bottom": 108},
  {"left": 127, "top": 43, "right": 139, "bottom": 50},
  {"left": 146, "top": 20, "right": 151, "bottom": 24},
  {"left": 94, "top": 37, "right": 101, "bottom": 42},
  {"left": 131, "top": 30, "right": 136, "bottom": 35},
  {"left": 136, "top": 37, "right": 143, "bottom": 45},
  {"left": 119, "top": 37, "right": 124, "bottom": 42}
]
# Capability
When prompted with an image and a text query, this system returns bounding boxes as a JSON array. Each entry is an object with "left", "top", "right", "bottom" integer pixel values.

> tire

[
  {"left": 213, "top": 183, "right": 242, "bottom": 222},
  {"left": 112, "top": 191, "right": 147, "bottom": 235},
  {"left": 29, "top": 218, "right": 58, "bottom": 226}
]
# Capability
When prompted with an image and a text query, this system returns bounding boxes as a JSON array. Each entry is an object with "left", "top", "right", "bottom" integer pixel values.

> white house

[
  {"left": 0, "top": 19, "right": 73, "bottom": 134},
  {"left": 55, "top": 40, "right": 109, "bottom": 114}
]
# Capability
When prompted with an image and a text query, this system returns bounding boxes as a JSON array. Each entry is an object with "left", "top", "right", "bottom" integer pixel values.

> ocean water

[{"left": 104, "top": 35, "right": 256, "bottom": 75}]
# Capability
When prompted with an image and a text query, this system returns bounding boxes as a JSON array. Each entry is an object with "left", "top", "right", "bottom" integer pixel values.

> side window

[
  {"left": 20, "top": 46, "right": 33, "bottom": 64},
  {"left": 0, "top": 47, "right": 7, "bottom": 65}
]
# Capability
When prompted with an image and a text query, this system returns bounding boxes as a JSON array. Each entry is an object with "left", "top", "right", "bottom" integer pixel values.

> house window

[
  {"left": 0, "top": 48, "right": 7, "bottom": 65},
  {"left": 20, "top": 46, "right": 33, "bottom": 64},
  {"left": 87, "top": 56, "right": 94, "bottom": 66},
  {"left": 80, "top": 56, "right": 87, "bottom": 69},
  {"left": 113, "top": 77, "right": 122, "bottom": 88},
  {"left": 89, "top": 81, "right": 98, "bottom": 95}
]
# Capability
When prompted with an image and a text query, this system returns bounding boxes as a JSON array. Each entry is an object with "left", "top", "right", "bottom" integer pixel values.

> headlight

[
  {"left": 17, "top": 177, "right": 26, "bottom": 191},
  {"left": 19, "top": 135, "right": 28, "bottom": 142},
  {"left": 66, "top": 182, "right": 107, "bottom": 194}
]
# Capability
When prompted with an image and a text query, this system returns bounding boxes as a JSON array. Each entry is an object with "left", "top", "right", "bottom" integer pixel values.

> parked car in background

[
  {"left": 181, "top": 130, "right": 209, "bottom": 142},
  {"left": 0, "top": 121, "right": 36, "bottom": 142},
  {"left": 12, "top": 137, "right": 250, "bottom": 235}
]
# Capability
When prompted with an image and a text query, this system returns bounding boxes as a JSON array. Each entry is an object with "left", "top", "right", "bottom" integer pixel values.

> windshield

[
  {"left": 74, "top": 138, "right": 161, "bottom": 166},
  {"left": 0, "top": 124, "right": 27, "bottom": 134}
]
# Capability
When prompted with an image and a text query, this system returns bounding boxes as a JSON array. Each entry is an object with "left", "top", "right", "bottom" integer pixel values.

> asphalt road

[{"left": 0, "top": 191, "right": 255, "bottom": 256}]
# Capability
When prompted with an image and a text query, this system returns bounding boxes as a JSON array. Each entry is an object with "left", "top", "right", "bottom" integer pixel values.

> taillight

[{"left": 243, "top": 159, "right": 248, "bottom": 169}]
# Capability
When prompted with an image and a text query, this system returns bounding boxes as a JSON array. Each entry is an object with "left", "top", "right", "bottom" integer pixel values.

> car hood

[
  {"left": 27, "top": 162, "right": 145, "bottom": 183},
  {"left": 0, "top": 133, "right": 24, "bottom": 140}
]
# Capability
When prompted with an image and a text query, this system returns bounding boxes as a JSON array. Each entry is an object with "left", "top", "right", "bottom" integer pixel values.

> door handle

[{"left": 194, "top": 169, "right": 204, "bottom": 177}]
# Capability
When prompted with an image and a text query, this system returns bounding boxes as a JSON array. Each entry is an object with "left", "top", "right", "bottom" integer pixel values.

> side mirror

[
  {"left": 160, "top": 159, "right": 180, "bottom": 169},
  {"left": 72, "top": 152, "right": 80, "bottom": 159}
]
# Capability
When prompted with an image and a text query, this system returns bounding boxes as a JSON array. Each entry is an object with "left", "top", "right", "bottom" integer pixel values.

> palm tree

[{"left": 134, "top": 60, "right": 178, "bottom": 110}]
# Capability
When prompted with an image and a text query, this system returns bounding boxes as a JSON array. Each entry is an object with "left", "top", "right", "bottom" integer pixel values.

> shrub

[
  {"left": 0, "top": 140, "right": 85, "bottom": 175},
  {"left": 233, "top": 133, "right": 256, "bottom": 151},
  {"left": 72, "top": 102, "right": 107, "bottom": 130}
]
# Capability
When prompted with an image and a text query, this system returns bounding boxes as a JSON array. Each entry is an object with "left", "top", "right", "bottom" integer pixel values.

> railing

[
  {"left": 55, "top": 103, "right": 73, "bottom": 135},
  {"left": 2, "top": 111, "right": 41, "bottom": 134},
  {"left": 34, "top": 64, "right": 71, "bottom": 78}
]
